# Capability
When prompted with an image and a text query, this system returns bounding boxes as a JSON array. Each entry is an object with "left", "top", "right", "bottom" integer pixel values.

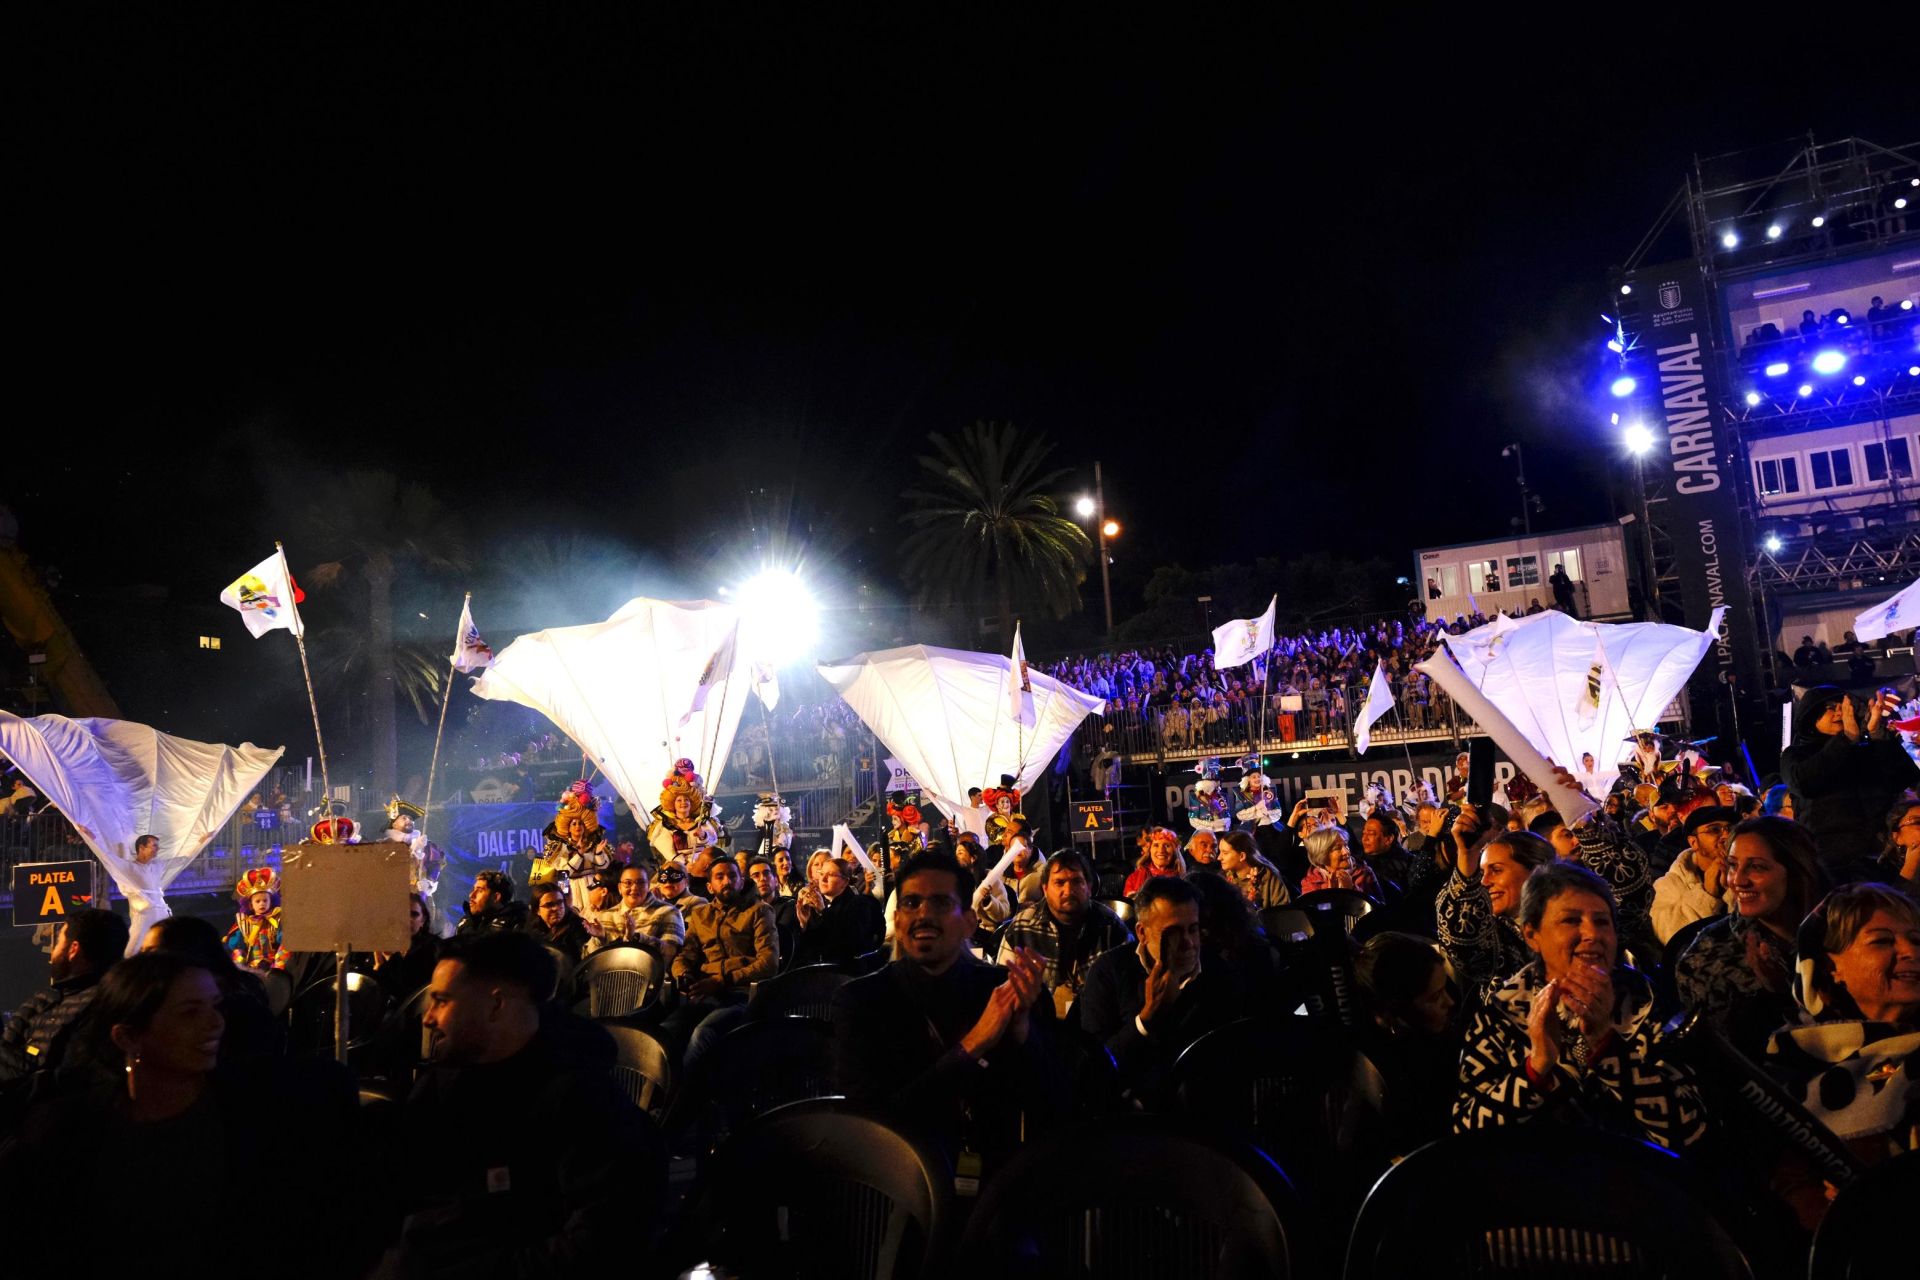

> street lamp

[
  {"left": 1076, "top": 463, "right": 1118, "bottom": 636},
  {"left": 1500, "top": 442, "right": 1532, "bottom": 534},
  {"left": 1074, "top": 495, "right": 1097, "bottom": 519}
]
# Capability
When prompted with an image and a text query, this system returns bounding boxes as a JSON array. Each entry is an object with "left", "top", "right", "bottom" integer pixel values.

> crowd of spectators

[{"left": 1739, "top": 293, "right": 1920, "bottom": 378}]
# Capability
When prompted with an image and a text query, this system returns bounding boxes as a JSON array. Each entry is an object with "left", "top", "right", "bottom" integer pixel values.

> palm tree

[
  {"left": 899, "top": 421, "right": 1091, "bottom": 649},
  {"left": 297, "top": 471, "right": 468, "bottom": 805}
]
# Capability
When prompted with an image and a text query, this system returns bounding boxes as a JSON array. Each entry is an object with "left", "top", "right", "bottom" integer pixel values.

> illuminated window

[{"left": 198, "top": 636, "right": 221, "bottom": 650}]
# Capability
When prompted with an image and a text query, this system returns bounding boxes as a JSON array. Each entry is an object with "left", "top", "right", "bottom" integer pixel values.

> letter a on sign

[
  {"left": 40, "top": 885, "right": 64, "bottom": 916},
  {"left": 1083, "top": 810, "right": 1099, "bottom": 830}
]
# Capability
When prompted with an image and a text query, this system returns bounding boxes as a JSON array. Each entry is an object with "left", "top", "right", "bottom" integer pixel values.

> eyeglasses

[{"left": 897, "top": 893, "right": 961, "bottom": 915}]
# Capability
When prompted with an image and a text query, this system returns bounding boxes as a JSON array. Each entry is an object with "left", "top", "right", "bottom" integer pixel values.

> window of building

[
  {"left": 1504, "top": 555, "right": 1540, "bottom": 587},
  {"left": 1422, "top": 564, "right": 1461, "bottom": 598},
  {"left": 1863, "top": 438, "right": 1913, "bottom": 484},
  {"left": 197, "top": 636, "right": 221, "bottom": 650},
  {"left": 1546, "top": 549, "right": 1583, "bottom": 581},
  {"left": 1755, "top": 456, "right": 1801, "bottom": 496},
  {"left": 1468, "top": 560, "right": 1503, "bottom": 593},
  {"left": 1808, "top": 447, "right": 1854, "bottom": 492}
]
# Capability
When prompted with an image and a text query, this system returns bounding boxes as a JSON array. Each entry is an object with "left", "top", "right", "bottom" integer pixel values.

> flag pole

[
  {"left": 277, "top": 542, "right": 331, "bottom": 810},
  {"left": 421, "top": 591, "right": 465, "bottom": 840}
]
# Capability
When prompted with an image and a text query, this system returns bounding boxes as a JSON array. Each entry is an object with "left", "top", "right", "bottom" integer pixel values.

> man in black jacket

[
  {"left": 1781, "top": 685, "right": 1919, "bottom": 873},
  {"left": 791, "top": 853, "right": 884, "bottom": 967},
  {"left": 830, "top": 851, "right": 1064, "bottom": 1168},
  {"left": 458, "top": 870, "right": 530, "bottom": 935},
  {"left": 0, "top": 908, "right": 128, "bottom": 1087},
  {"left": 1077, "top": 875, "right": 1235, "bottom": 1098}
]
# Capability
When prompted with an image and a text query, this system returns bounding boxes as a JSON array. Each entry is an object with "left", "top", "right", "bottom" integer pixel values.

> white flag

[
  {"left": 219, "top": 549, "right": 304, "bottom": 639},
  {"left": 450, "top": 597, "right": 494, "bottom": 672},
  {"left": 1212, "top": 595, "right": 1276, "bottom": 670},
  {"left": 1006, "top": 624, "right": 1034, "bottom": 725},
  {"left": 680, "top": 622, "right": 739, "bottom": 726},
  {"left": 1855, "top": 576, "right": 1920, "bottom": 643},
  {"left": 1354, "top": 660, "right": 1395, "bottom": 755},
  {"left": 751, "top": 660, "right": 780, "bottom": 712}
]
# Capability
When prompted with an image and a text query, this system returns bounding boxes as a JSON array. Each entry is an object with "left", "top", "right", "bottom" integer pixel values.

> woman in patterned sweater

[
  {"left": 1435, "top": 809, "right": 1553, "bottom": 1004},
  {"left": 1453, "top": 862, "right": 1707, "bottom": 1151}
]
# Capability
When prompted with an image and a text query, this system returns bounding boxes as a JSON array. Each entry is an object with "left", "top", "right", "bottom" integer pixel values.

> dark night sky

[{"left": 6, "top": 10, "right": 1916, "bottom": 738}]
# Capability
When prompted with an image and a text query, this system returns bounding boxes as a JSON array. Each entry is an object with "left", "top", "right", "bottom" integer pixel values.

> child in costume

[{"left": 225, "top": 867, "right": 288, "bottom": 971}]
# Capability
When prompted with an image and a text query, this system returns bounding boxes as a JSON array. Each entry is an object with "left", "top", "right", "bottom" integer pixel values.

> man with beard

[
  {"left": 665, "top": 856, "right": 778, "bottom": 1071},
  {"left": 0, "top": 908, "right": 129, "bottom": 1087},
  {"left": 396, "top": 930, "right": 661, "bottom": 1273},
  {"left": 996, "top": 849, "right": 1131, "bottom": 1017},
  {"left": 830, "top": 851, "right": 1066, "bottom": 1169}
]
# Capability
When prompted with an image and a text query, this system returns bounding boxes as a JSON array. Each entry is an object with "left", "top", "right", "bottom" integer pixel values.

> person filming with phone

[{"left": 1780, "top": 685, "right": 1919, "bottom": 875}]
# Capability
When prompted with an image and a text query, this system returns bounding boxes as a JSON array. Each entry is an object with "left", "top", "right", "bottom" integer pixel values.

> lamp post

[
  {"left": 1078, "top": 463, "right": 1118, "bottom": 637},
  {"left": 1622, "top": 423, "right": 1661, "bottom": 615},
  {"left": 1501, "top": 442, "right": 1531, "bottom": 534}
]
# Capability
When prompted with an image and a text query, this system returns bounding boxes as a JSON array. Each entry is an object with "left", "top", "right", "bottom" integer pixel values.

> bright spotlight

[
  {"left": 1912, "top": 178, "right": 1920, "bottom": 187},
  {"left": 1623, "top": 423, "right": 1656, "bottom": 455},
  {"left": 736, "top": 569, "right": 820, "bottom": 668},
  {"left": 1764, "top": 361, "right": 1790, "bottom": 377},
  {"left": 1902, "top": 299, "right": 1915, "bottom": 311},
  {"left": 1764, "top": 535, "right": 1783, "bottom": 553},
  {"left": 1797, "top": 384, "right": 1814, "bottom": 398},
  {"left": 1897, "top": 198, "right": 1910, "bottom": 210},
  {"left": 1766, "top": 224, "right": 1783, "bottom": 240},
  {"left": 1910, "top": 366, "right": 1920, "bottom": 377},
  {"left": 1811, "top": 215, "right": 1826, "bottom": 228},
  {"left": 1720, "top": 230, "right": 1739, "bottom": 249},
  {"left": 1609, "top": 412, "right": 1620, "bottom": 425},
  {"left": 1101, "top": 519, "right": 1121, "bottom": 539},
  {"left": 1610, "top": 376, "right": 1636, "bottom": 397},
  {"left": 1606, "top": 339, "right": 1623, "bottom": 354},
  {"left": 1619, "top": 284, "right": 1632, "bottom": 296},
  {"left": 1074, "top": 495, "right": 1096, "bottom": 518},
  {"left": 1744, "top": 391, "right": 1762, "bottom": 406},
  {"left": 1853, "top": 375, "right": 1868, "bottom": 386},
  {"left": 1811, "top": 350, "right": 1847, "bottom": 375}
]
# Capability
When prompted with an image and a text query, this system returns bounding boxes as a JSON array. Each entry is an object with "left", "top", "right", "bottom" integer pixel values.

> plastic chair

[
  {"left": 956, "top": 1116, "right": 1304, "bottom": 1279},
  {"left": 748, "top": 963, "right": 853, "bottom": 1023},
  {"left": 1259, "top": 906, "right": 1312, "bottom": 944},
  {"left": 602, "top": 1022, "right": 675, "bottom": 1119},
  {"left": 842, "top": 949, "right": 889, "bottom": 976},
  {"left": 1100, "top": 897, "right": 1136, "bottom": 926},
  {"left": 577, "top": 943, "right": 663, "bottom": 1019},
  {"left": 703, "top": 1014, "right": 840, "bottom": 1136},
  {"left": 1810, "top": 1149, "right": 1920, "bottom": 1279},
  {"left": 258, "top": 968, "right": 295, "bottom": 1019},
  {"left": 1654, "top": 914, "right": 1718, "bottom": 1014},
  {"left": 286, "top": 970, "right": 392, "bottom": 1057},
  {"left": 689, "top": 1099, "right": 952, "bottom": 1280},
  {"left": 1291, "top": 888, "right": 1375, "bottom": 934},
  {"left": 1165, "top": 1016, "right": 1388, "bottom": 1214},
  {"left": 1344, "top": 1127, "right": 1759, "bottom": 1279}
]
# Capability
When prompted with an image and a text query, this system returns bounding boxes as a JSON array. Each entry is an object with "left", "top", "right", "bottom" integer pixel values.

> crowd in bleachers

[
  {"left": 1739, "top": 293, "right": 1920, "bottom": 378},
  {"left": 4, "top": 678, "right": 1918, "bottom": 1276}
]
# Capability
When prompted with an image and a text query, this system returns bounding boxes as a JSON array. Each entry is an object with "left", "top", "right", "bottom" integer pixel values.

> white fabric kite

[
  {"left": 818, "top": 644, "right": 1106, "bottom": 822},
  {"left": 470, "top": 598, "right": 751, "bottom": 819},
  {"left": 1435, "top": 606, "right": 1724, "bottom": 801},
  {"left": 0, "top": 712, "right": 283, "bottom": 953},
  {"left": 1414, "top": 652, "right": 1599, "bottom": 828},
  {"left": 1854, "top": 577, "right": 1920, "bottom": 644}
]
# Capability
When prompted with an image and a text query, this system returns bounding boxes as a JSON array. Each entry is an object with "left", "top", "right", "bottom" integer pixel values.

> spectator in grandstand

[
  {"left": 792, "top": 852, "right": 885, "bottom": 966},
  {"left": 1185, "top": 828, "right": 1219, "bottom": 868},
  {"left": 747, "top": 855, "right": 798, "bottom": 959},
  {"left": 526, "top": 882, "right": 593, "bottom": 966},
  {"left": 1780, "top": 686, "right": 1919, "bottom": 872},
  {"left": 830, "top": 851, "right": 1063, "bottom": 1168},
  {"left": 665, "top": 856, "right": 778, "bottom": 1071},
  {"left": 0, "top": 907, "right": 129, "bottom": 1089},
  {"left": 373, "top": 891, "right": 441, "bottom": 998},
  {"left": 771, "top": 847, "right": 804, "bottom": 897},
  {"left": 1357, "top": 931, "right": 1459, "bottom": 1153},
  {"left": 1675, "top": 816, "right": 1824, "bottom": 1057},
  {"left": 1078, "top": 874, "right": 1235, "bottom": 1098},
  {"left": 1187, "top": 868, "right": 1286, "bottom": 1008},
  {"left": 1358, "top": 813, "right": 1414, "bottom": 900},
  {"left": 1453, "top": 862, "right": 1707, "bottom": 1150},
  {"left": 1649, "top": 806, "right": 1737, "bottom": 943},
  {"left": 1436, "top": 811, "right": 1553, "bottom": 1003},
  {"left": 1216, "top": 828, "right": 1290, "bottom": 909},
  {"left": 458, "top": 869, "right": 529, "bottom": 934},
  {"left": 1766, "top": 882, "right": 1920, "bottom": 1228},
  {"left": 1123, "top": 826, "right": 1187, "bottom": 898},
  {"left": 1879, "top": 797, "right": 1920, "bottom": 892},
  {"left": 995, "top": 850, "right": 1131, "bottom": 1009},
  {"left": 1298, "top": 825, "right": 1381, "bottom": 898}
]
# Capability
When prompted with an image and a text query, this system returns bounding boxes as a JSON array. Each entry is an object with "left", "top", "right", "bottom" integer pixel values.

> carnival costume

[
  {"left": 981, "top": 774, "right": 1024, "bottom": 847},
  {"left": 307, "top": 801, "right": 357, "bottom": 845},
  {"left": 885, "top": 790, "right": 927, "bottom": 866},
  {"left": 224, "top": 867, "right": 288, "bottom": 971},
  {"left": 751, "top": 792, "right": 793, "bottom": 863},
  {"left": 647, "top": 760, "right": 719, "bottom": 869},
  {"left": 530, "top": 780, "right": 614, "bottom": 910},
  {"left": 382, "top": 796, "right": 444, "bottom": 901},
  {"left": 1187, "top": 758, "right": 1232, "bottom": 834}
]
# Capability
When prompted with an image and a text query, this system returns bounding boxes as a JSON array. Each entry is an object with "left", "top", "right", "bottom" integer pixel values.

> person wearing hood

[{"left": 1779, "top": 686, "right": 1917, "bottom": 873}]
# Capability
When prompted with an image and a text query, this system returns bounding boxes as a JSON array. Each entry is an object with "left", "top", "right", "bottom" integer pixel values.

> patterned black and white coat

[{"left": 1453, "top": 962, "right": 1709, "bottom": 1151}]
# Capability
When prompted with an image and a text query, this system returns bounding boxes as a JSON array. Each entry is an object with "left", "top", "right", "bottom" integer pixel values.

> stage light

[
  {"left": 1623, "top": 423, "right": 1655, "bottom": 455},
  {"left": 1744, "top": 391, "right": 1762, "bottom": 406},
  {"left": 1811, "top": 350, "right": 1846, "bottom": 375},
  {"left": 1811, "top": 215, "right": 1826, "bottom": 228},
  {"left": 1606, "top": 339, "right": 1623, "bottom": 353},
  {"left": 1766, "top": 224, "right": 1783, "bottom": 240},
  {"left": 736, "top": 569, "right": 820, "bottom": 668},
  {"left": 1898, "top": 198, "right": 1910, "bottom": 210},
  {"left": 1619, "top": 284, "right": 1632, "bottom": 296},
  {"left": 1764, "top": 534, "right": 1783, "bottom": 553},
  {"left": 1609, "top": 412, "right": 1620, "bottom": 425},
  {"left": 1764, "top": 361, "right": 1790, "bottom": 377},
  {"left": 1912, "top": 178, "right": 1919, "bottom": 187},
  {"left": 1910, "top": 365, "right": 1920, "bottom": 377},
  {"left": 1797, "top": 384, "right": 1814, "bottom": 398},
  {"left": 1720, "top": 230, "right": 1739, "bottom": 249},
  {"left": 1903, "top": 300, "right": 1914, "bottom": 311},
  {"left": 1853, "top": 375, "right": 1868, "bottom": 386},
  {"left": 1074, "top": 495, "right": 1096, "bottom": 518},
  {"left": 1610, "top": 376, "right": 1636, "bottom": 397}
]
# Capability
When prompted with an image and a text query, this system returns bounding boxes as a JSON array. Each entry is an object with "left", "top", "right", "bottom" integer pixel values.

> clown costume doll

[{"left": 225, "top": 867, "right": 289, "bottom": 973}]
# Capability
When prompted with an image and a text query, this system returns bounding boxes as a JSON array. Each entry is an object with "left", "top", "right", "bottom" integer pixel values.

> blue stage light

[
  {"left": 1911, "top": 365, "right": 1920, "bottom": 377},
  {"left": 1897, "top": 198, "right": 1910, "bottom": 210},
  {"left": 1797, "top": 384, "right": 1814, "bottom": 398},
  {"left": 1766, "top": 224, "right": 1783, "bottom": 240},
  {"left": 1764, "top": 361, "right": 1790, "bottom": 377},
  {"left": 1623, "top": 423, "right": 1655, "bottom": 455},
  {"left": 1811, "top": 350, "right": 1846, "bottom": 375},
  {"left": 1610, "top": 376, "right": 1636, "bottom": 397},
  {"left": 1764, "top": 535, "right": 1783, "bottom": 553},
  {"left": 1744, "top": 391, "right": 1762, "bottom": 406},
  {"left": 1903, "top": 300, "right": 1914, "bottom": 311},
  {"left": 1606, "top": 339, "right": 1623, "bottom": 354},
  {"left": 1811, "top": 215, "right": 1826, "bottom": 228},
  {"left": 1720, "top": 230, "right": 1739, "bottom": 249},
  {"left": 1853, "top": 375, "right": 1868, "bottom": 386},
  {"left": 1619, "top": 284, "right": 1632, "bottom": 296}
]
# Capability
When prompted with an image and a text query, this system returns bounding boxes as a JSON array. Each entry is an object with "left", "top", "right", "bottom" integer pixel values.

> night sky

[{"left": 7, "top": 9, "right": 1915, "bottom": 746}]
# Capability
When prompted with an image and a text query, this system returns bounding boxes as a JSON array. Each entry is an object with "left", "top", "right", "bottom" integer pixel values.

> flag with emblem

[
  {"left": 450, "top": 597, "right": 494, "bottom": 672},
  {"left": 1211, "top": 595, "right": 1276, "bottom": 670},
  {"left": 218, "top": 549, "right": 305, "bottom": 638}
]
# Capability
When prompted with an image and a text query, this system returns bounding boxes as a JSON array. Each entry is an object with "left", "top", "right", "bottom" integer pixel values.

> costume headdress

[
  {"left": 660, "top": 777, "right": 705, "bottom": 817},
  {"left": 385, "top": 795, "right": 424, "bottom": 825},
  {"left": 235, "top": 866, "right": 280, "bottom": 902},
  {"left": 308, "top": 799, "right": 356, "bottom": 844},
  {"left": 886, "top": 789, "right": 923, "bottom": 827}
]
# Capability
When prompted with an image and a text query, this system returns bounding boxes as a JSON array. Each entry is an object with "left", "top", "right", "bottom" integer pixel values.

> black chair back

[
  {"left": 692, "top": 1099, "right": 952, "bottom": 1280},
  {"left": 1100, "top": 897, "right": 1136, "bottom": 926},
  {"left": 957, "top": 1117, "right": 1302, "bottom": 1279},
  {"left": 748, "top": 963, "right": 853, "bottom": 1022},
  {"left": 1810, "top": 1149, "right": 1920, "bottom": 1279},
  {"left": 1291, "top": 888, "right": 1374, "bottom": 933},
  {"left": 1654, "top": 914, "right": 1718, "bottom": 1014},
  {"left": 576, "top": 943, "right": 662, "bottom": 1019},
  {"left": 258, "top": 968, "right": 295, "bottom": 1019},
  {"left": 286, "top": 970, "right": 392, "bottom": 1057},
  {"left": 704, "top": 1014, "right": 839, "bottom": 1135},
  {"left": 601, "top": 1022, "right": 675, "bottom": 1119},
  {"left": 842, "top": 949, "right": 889, "bottom": 976},
  {"left": 1345, "top": 1127, "right": 1758, "bottom": 1279},
  {"left": 1259, "top": 906, "right": 1312, "bottom": 944},
  {"left": 1166, "top": 1016, "right": 1387, "bottom": 1212}
]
